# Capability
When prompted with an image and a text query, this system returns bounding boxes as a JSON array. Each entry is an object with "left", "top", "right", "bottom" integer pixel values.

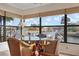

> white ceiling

[
  {"left": 7, "top": 3, "right": 49, "bottom": 10},
  {"left": 0, "top": 3, "right": 79, "bottom": 15}
]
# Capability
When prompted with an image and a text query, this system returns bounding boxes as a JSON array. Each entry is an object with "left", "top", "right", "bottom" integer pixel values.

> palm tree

[
  {"left": 6, "top": 17, "right": 13, "bottom": 22},
  {"left": 61, "top": 16, "right": 70, "bottom": 24}
]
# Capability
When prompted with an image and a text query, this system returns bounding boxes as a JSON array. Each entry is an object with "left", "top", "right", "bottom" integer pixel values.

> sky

[{"left": 5, "top": 13, "right": 79, "bottom": 26}]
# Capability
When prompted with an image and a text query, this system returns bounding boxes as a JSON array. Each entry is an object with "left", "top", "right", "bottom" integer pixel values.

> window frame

[{"left": 1, "top": 12, "right": 79, "bottom": 44}]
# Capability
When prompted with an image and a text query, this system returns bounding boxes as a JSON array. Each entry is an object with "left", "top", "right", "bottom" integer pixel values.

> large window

[
  {"left": 25, "top": 17, "right": 39, "bottom": 26},
  {"left": 42, "top": 27, "right": 64, "bottom": 40},
  {"left": 6, "top": 17, "right": 21, "bottom": 40},
  {"left": 2, "top": 13, "right": 79, "bottom": 44},
  {"left": 41, "top": 15, "right": 64, "bottom": 41},
  {"left": 67, "top": 13, "right": 79, "bottom": 25},
  {"left": 6, "top": 17, "right": 20, "bottom": 26},
  {"left": 6, "top": 27, "right": 21, "bottom": 39},
  {"left": 42, "top": 15, "right": 64, "bottom": 26},
  {"left": 67, "top": 13, "right": 79, "bottom": 43},
  {"left": 67, "top": 27, "right": 79, "bottom": 43},
  {"left": 0, "top": 16, "right": 3, "bottom": 25},
  {"left": 23, "top": 15, "right": 64, "bottom": 41},
  {"left": 22, "top": 27, "right": 39, "bottom": 40},
  {"left": 0, "top": 16, "right": 3, "bottom": 42},
  {"left": 22, "top": 17, "right": 40, "bottom": 40}
]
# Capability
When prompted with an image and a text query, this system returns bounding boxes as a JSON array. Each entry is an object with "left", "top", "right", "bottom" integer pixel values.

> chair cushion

[{"left": 22, "top": 47, "right": 32, "bottom": 56}]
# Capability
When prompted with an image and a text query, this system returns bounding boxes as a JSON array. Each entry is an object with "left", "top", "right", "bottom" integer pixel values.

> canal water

[
  {"left": 6, "top": 31, "right": 79, "bottom": 43},
  {"left": 67, "top": 36, "right": 79, "bottom": 43}
]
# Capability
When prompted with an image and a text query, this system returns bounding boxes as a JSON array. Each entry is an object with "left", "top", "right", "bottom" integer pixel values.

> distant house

[{"left": 31, "top": 24, "right": 39, "bottom": 26}]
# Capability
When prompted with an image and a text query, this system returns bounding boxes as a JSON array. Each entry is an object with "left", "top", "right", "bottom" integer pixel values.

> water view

[{"left": 1, "top": 13, "right": 79, "bottom": 44}]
